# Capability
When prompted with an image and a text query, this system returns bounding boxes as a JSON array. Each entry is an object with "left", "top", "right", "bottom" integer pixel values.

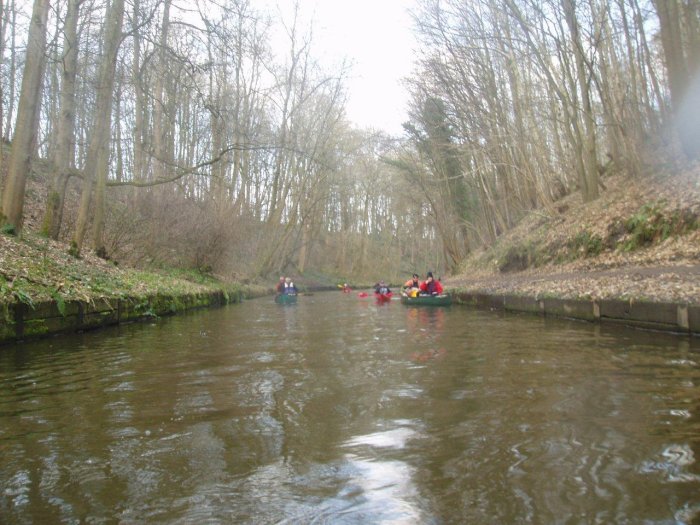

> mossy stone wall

[{"left": 0, "top": 288, "right": 248, "bottom": 345}]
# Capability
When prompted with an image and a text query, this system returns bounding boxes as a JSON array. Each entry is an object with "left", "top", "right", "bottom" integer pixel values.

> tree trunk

[
  {"left": 41, "top": 0, "right": 80, "bottom": 239},
  {"left": 652, "top": 0, "right": 688, "bottom": 111},
  {"left": 2, "top": 0, "right": 18, "bottom": 141},
  {"left": 152, "top": 0, "right": 171, "bottom": 185},
  {"left": 0, "top": 0, "right": 6, "bottom": 145},
  {"left": 562, "top": 0, "right": 599, "bottom": 201},
  {"left": 1, "top": 0, "right": 50, "bottom": 232},
  {"left": 652, "top": 0, "right": 700, "bottom": 160},
  {"left": 72, "top": 0, "right": 125, "bottom": 256},
  {"left": 0, "top": 0, "right": 7, "bottom": 174},
  {"left": 131, "top": 0, "right": 146, "bottom": 184}
]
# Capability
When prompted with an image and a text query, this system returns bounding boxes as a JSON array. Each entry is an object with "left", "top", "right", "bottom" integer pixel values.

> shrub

[
  {"left": 1, "top": 223, "right": 17, "bottom": 235},
  {"left": 569, "top": 230, "right": 604, "bottom": 258},
  {"left": 622, "top": 201, "right": 698, "bottom": 252},
  {"left": 498, "top": 242, "right": 539, "bottom": 273}
]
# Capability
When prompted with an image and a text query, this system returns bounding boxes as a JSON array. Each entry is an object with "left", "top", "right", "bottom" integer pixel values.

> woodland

[{"left": 0, "top": 0, "right": 699, "bottom": 290}]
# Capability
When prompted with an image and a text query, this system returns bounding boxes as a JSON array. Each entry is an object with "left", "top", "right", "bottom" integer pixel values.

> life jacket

[
  {"left": 404, "top": 279, "right": 419, "bottom": 289},
  {"left": 422, "top": 279, "right": 442, "bottom": 294}
]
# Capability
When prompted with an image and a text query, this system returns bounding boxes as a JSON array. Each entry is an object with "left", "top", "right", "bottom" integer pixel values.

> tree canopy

[{"left": 0, "top": 0, "right": 697, "bottom": 281}]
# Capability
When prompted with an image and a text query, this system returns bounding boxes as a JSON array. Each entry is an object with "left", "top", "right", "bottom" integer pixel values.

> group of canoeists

[
  {"left": 275, "top": 276, "right": 298, "bottom": 296},
  {"left": 276, "top": 271, "right": 444, "bottom": 304},
  {"left": 401, "top": 271, "right": 444, "bottom": 297},
  {"left": 371, "top": 271, "right": 444, "bottom": 301}
]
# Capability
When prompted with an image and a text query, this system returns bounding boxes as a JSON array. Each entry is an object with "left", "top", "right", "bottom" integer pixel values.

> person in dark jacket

[
  {"left": 419, "top": 272, "right": 443, "bottom": 295},
  {"left": 374, "top": 280, "right": 391, "bottom": 295}
]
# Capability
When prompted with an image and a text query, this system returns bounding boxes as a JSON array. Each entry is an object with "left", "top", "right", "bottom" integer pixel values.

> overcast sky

[{"left": 254, "top": 0, "right": 419, "bottom": 135}]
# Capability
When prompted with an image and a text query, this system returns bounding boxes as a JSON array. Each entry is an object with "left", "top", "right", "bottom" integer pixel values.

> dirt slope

[{"left": 445, "top": 164, "right": 700, "bottom": 304}]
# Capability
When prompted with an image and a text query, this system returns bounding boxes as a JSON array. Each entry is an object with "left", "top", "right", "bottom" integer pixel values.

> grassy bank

[
  {"left": 0, "top": 231, "right": 267, "bottom": 343},
  {"left": 0, "top": 231, "right": 270, "bottom": 305}
]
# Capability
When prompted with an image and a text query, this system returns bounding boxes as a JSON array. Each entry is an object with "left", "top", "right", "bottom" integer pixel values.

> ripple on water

[
  {"left": 1, "top": 292, "right": 700, "bottom": 523},
  {"left": 250, "top": 352, "right": 275, "bottom": 363},
  {"left": 344, "top": 426, "right": 419, "bottom": 450},
  {"left": 639, "top": 443, "right": 700, "bottom": 483},
  {"left": 384, "top": 385, "right": 424, "bottom": 399},
  {"left": 337, "top": 456, "right": 423, "bottom": 523}
]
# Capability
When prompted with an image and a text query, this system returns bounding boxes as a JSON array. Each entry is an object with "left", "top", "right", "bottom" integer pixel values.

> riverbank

[
  {"left": 447, "top": 265, "right": 700, "bottom": 335},
  {"left": 444, "top": 168, "right": 700, "bottom": 335},
  {"left": 0, "top": 231, "right": 267, "bottom": 344}
]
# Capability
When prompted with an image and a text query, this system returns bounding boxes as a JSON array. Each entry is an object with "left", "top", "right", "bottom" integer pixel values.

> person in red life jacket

[
  {"left": 374, "top": 280, "right": 392, "bottom": 296},
  {"left": 419, "top": 272, "right": 443, "bottom": 295},
  {"left": 275, "top": 276, "right": 285, "bottom": 295}
]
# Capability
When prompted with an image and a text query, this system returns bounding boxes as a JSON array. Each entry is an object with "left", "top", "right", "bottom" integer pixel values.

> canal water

[{"left": 1, "top": 292, "right": 699, "bottom": 524}]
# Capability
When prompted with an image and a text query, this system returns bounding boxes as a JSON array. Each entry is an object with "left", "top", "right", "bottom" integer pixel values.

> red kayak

[{"left": 375, "top": 292, "right": 393, "bottom": 303}]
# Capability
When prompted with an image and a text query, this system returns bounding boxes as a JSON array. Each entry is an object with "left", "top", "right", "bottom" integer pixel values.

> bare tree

[
  {"left": 652, "top": 0, "right": 700, "bottom": 160},
  {"left": 41, "top": 0, "right": 82, "bottom": 239},
  {"left": 1, "top": 0, "right": 18, "bottom": 142},
  {"left": 561, "top": 0, "right": 599, "bottom": 201},
  {"left": 71, "top": 0, "right": 125, "bottom": 256},
  {"left": 1, "top": 0, "right": 50, "bottom": 232}
]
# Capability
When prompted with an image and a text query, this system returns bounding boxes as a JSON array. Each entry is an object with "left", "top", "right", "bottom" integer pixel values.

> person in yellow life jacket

[{"left": 403, "top": 273, "right": 421, "bottom": 297}]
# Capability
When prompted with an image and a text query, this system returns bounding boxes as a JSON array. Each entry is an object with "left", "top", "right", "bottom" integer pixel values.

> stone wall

[
  {"left": 0, "top": 288, "right": 252, "bottom": 344},
  {"left": 453, "top": 292, "right": 700, "bottom": 335}
]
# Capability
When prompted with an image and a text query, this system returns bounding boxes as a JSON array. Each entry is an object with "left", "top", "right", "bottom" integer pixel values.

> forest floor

[{"left": 444, "top": 161, "right": 700, "bottom": 305}]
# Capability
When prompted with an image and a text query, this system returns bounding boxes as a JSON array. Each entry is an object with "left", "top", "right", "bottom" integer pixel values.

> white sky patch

[{"left": 254, "top": 0, "right": 418, "bottom": 135}]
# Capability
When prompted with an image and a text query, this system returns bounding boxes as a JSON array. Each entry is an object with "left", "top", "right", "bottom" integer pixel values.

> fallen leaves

[{"left": 448, "top": 169, "right": 700, "bottom": 305}]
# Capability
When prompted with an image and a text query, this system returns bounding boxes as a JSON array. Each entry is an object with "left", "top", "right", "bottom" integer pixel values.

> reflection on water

[{"left": 1, "top": 292, "right": 700, "bottom": 523}]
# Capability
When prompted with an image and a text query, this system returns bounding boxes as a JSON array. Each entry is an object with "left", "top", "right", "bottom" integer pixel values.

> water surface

[{"left": 1, "top": 292, "right": 700, "bottom": 523}]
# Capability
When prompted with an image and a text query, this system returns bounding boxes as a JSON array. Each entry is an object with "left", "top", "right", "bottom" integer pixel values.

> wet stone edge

[
  {"left": 0, "top": 286, "right": 265, "bottom": 345},
  {"left": 452, "top": 291, "right": 699, "bottom": 336}
]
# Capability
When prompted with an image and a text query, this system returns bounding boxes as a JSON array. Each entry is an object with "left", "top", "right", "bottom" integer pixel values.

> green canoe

[
  {"left": 274, "top": 294, "right": 298, "bottom": 304},
  {"left": 400, "top": 293, "right": 452, "bottom": 306}
]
